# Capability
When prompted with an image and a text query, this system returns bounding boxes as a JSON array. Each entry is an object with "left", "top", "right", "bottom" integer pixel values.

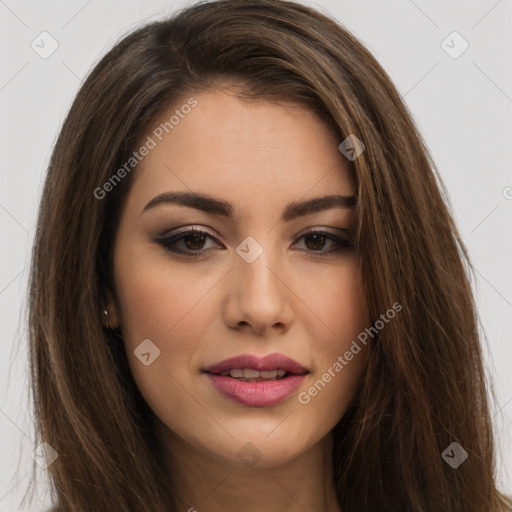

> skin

[{"left": 106, "top": 89, "right": 370, "bottom": 512}]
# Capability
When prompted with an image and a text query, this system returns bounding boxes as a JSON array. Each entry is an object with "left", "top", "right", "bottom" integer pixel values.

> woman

[{"left": 27, "top": 0, "right": 511, "bottom": 510}]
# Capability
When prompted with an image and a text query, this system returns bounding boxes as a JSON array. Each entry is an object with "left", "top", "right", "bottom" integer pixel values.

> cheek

[
  {"left": 113, "top": 253, "right": 221, "bottom": 432},
  {"left": 304, "top": 264, "right": 369, "bottom": 355},
  {"left": 298, "top": 267, "right": 369, "bottom": 408},
  {"left": 113, "top": 251, "right": 221, "bottom": 404},
  {"left": 114, "top": 250, "right": 220, "bottom": 345}
]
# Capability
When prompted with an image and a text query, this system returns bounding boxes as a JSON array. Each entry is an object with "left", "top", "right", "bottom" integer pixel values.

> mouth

[
  {"left": 201, "top": 353, "right": 309, "bottom": 407},
  {"left": 202, "top": 352, "right": 309, "bottom": 379},
  {"left": 211, "top": 368, "right": 294, "bottom": 382}
]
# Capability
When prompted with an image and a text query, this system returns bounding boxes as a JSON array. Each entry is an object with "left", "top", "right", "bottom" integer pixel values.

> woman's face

[{"left": 109, "top": 89, "right": 370, "bottom": 468}]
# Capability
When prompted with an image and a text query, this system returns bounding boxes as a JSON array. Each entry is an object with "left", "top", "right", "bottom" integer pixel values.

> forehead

[{"left": 125, "top": 90, "right": 354, "bottom": 216}]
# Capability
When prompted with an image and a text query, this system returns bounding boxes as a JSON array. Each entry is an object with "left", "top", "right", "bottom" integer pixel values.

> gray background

[{"left": 1, "top": 0, "right": 511, "bottom": 509}]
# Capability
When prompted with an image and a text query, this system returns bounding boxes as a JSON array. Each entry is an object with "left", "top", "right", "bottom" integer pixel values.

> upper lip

[{"left": 203, "top": 353, "right": 309, "bottom": 375}]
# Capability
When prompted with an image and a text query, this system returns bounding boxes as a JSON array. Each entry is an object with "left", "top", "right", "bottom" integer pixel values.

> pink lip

[
  {"left": 203, "top": 353, "right": 308, "bottom": 374},
  {"left": 202, "top": 353, "right": 309, "bottom": 407}
]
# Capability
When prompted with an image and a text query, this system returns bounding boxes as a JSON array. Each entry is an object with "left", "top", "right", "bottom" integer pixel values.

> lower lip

[{"left": 205, "top": 373, "right": 307, "bottom": 407}]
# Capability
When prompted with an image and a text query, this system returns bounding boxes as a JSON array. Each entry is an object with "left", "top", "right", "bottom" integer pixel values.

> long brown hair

[{"left": 26, "top": 0, "right": 511, "bottom": 510}]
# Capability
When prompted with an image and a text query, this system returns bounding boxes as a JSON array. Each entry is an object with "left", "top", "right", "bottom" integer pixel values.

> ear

[{"left": 103, "top": 289, "right": 120, "bottom": 329}]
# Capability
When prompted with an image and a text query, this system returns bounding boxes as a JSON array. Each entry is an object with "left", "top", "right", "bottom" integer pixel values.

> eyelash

[{"left": 155, "top": 226, "right": 353, "bottom": 257}]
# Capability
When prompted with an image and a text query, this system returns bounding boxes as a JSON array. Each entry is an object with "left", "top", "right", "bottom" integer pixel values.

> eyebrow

[{"left": 142, "top": 191, "right": 356, "bottom": 221}]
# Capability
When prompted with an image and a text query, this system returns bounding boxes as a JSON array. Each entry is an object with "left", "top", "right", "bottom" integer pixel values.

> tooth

[{"left": 221, "top": 368, "right": 288, "bottom": 379}]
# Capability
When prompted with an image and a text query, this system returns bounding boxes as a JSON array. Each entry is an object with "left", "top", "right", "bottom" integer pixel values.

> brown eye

[
  {"left": 294, "top": 231, "right": 352, "bottom": 254},
  {"left": 182, "top": 232, "right": 208, "bottom": 250},
  {"left": 156, "top": 228, "right": 220, "bottom": 256},
  {"left": 304, "top": 233, "right": 328, "bottom": 251}
]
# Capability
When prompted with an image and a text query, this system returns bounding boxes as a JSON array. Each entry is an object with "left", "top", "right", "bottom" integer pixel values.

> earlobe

[{"left": 102, "top": 289, "right": 120, "bottom": 329}]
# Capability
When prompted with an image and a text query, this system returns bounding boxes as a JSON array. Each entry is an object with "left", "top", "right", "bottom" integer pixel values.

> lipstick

[{"left": 202, "top": 353, "right": 309, "bottom": 407}]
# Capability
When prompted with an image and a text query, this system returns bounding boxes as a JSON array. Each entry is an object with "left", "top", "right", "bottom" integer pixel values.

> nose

[{"left": 222, "top": 241, "right": 294, "bottom": 336}]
